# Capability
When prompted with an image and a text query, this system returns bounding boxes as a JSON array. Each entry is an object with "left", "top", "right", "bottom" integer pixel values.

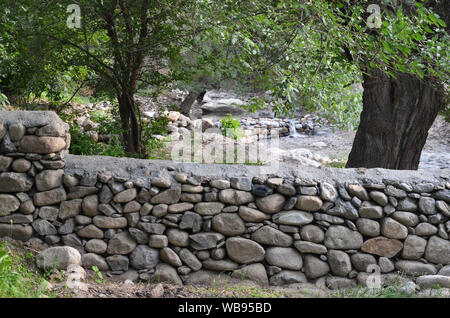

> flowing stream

[{"left": 288, "top": 118, "right": 307, "bottom": 138}]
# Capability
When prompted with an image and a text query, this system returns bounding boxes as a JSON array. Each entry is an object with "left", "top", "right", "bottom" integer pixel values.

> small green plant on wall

[
  {"left": 92, "top": 266, "right": 104, "bottom": 284},
  {"left": 221, "top": 114, "right": 244, "bottom": 140}
]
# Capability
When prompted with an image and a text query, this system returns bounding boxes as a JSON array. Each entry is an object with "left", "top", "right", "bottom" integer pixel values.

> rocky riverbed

[
  {"left": 148, "top": 90, "right": 450, "bottom": 170},
  {"left": 71, "top": 89, "right": 450, "bottom": 170}
]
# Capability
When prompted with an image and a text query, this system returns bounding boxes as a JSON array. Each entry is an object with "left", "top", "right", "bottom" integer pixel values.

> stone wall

[
  {"left": 1, "top": 111, "right": 449, "bottom": 288},
  {"left": 0, "top": 111, "right": 70, "bottom": 241}
]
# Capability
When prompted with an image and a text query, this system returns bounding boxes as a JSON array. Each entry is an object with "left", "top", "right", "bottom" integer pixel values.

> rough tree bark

[
  {"left": 346, "top": 69, "right": 445, "bottom": 169},
  {"left": 179, "top": 89, "right": 206, "bottom": 116},
  {"left": 118, "top": 91, "right": 141, "bottom": 154},
  {"left": 342, "top": 0, "right": 448, "bottom": 170}
]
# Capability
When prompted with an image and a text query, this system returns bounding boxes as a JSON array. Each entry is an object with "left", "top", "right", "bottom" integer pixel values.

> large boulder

[
  {"left": 93, "top": 216, "right": 127, "bottom": 229},
  {"left": 418, "top": 197, "right": 436, "bottom": 215},
  {"left": 350, "top": 253, "right": 377, "bottom": 272},
  {"left": 381, "top": 217, "right": 408, "bottom": 239},
  {"left": 113, "top": 189, "right": 137, "bottom": 203},
  {"left": 194, "top": 202, "right": 224, "bottom": 216},
  {"left": 189, "top": 232, "right": 224, "bottom": 250},
  {"left": 348, "top": 184, "right": 369, "bottom": 201},
  {"left": 84, "top": 239, "right": 107, "bottom": 254},
  {"left": 0, "top": 172, "right": 33, "bottom": 193},
  {"left": 232, "top": 263, "right": 269, "bottom": 286},
  {"left": 36, "top": 123, "right": 67, "bottom": 137},
  {"left": 212, "top": 213, "right": 246, "bottom": 236},
  {"left": 300, "top": 225, "right": 324, "bottom": 243},
  {"left": 77, "top": 225, "right": 104, "bottom": 239},
  {"left": 81, "top": 253, "right": 109, "bottom": 271},
  {"left": 168, "top": 203, "right": 193, "bottom": 214},
  {"left": 251, "top": 225, "right": 293, "bottom": 247},
  {"left": 129, "top": 245, "right": 159, "bottom": 270},
  {"left": 265, "top": 247, "right": 303, "bottom": 270},
  {"left": 167, "top": 229, "right": 189, "bottom": 247},
  {"left": 272, "top": 210, "right": 314, "bottom": 226},
  {"left": 416, "top": 275, "right": 450, "bottom": 289},
  {"left": 324, "top": 225, "right": 363, "bottom": 250},
  {"left": 0, "top": 224, "right": 33, "bottom": 241},
  {"left": 82, "top": 195, "right": 99, "bottom": 216},
  {"left": 0, "top": 155, "right": 13, "bottom": 171},
  {"left": 179, "top": 212, "right": 203, "bottom": 233},
  {"left": 32, "top": 219, "right": 57, "bottom": 236},
  {"left": 178, "top": 248, "right": 202, "bottom": 271},
  {"left": 296, "top": 195, "right": 323, "bottom": 212},
  {"left": 36, "top": 246, "right": 81, "bottom": 270},
  {"left": 238, "top": 206, "right": 270, "bottom": 222},
  {"left": 202, "top": 259, "right": 239, "bottom": 272},
  {"left": 0, "top": 214, "right": 34, "bottom": 224},
  {"left": 150, "top": 188, "right": 181, "bottom": 204},
  {"left": 304, "top": 255, "right": 330, "bottom": 279},
  {"left": 226, "top": 237, "right": 265, "bottom": 264},
  {"left": 0, "top": 194, "right": 20, "bottom": 216},
  {"left": 402, "top": 235, "right": 427, "bottom": 260},
  {"left": 255, "top": 194, "right": 285, "bottom": 214},
  {"left": 319, "top": 183, "right": 338, "bottom": 202},
  {"left": 218, "top": 189, "right": 254, "bottom": 205},
  {"left": 391, "top": 211, "right": 419, "bottom": 227},
  {"left": 18, "top": 136, "right": 66, "bottom": 154},
  {"left": 361, "top": 237, "right": 403, "bottom": 258},
  {"left": 269, "top": 270, "right": 307, "bottom": 286},
  {"left": 160, "top": 247, "right": 182, "bottom": 267},
  {"left": 106, "top": 232, "right": 137, "bottom": 255},
  {"left": 59, "top": 199, "right": 82, "bottom": 220},
  {"left": 425, "top": 236, "right": 450, "bottom": 265},
  {"left": 356, "top": 218, "right": 380, "bottom": 237},
  {"left": 35, "top": 169, "right": 64, "bottom": 192},
  {"left": 359, "top": 203, "right": 383, "bottom": 219},
  {"left": 33, "top": 188, "right": 67, "bottom": 206},
  {"left": 327, "top": 250, "right": 352, "bottom": 277},
  {"left": 148, "top": 264, "right": 182, "bottom": 285},
  {"left": 395, "top": 260, "right": 437, "bottom": 276},
  {"left": 106, "top": 255, "right": 129, "bottom": 272},
  {"left": 294, "top": 241, "right": 327, "bottom": 254}
]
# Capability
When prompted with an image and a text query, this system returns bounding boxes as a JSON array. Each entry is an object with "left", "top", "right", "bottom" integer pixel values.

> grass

[
  {"left": 218, "top": 285, "right": 285, "bottom": 298},
  {"left": 324, "top": 155, "right": 348, "bottom": 168},
  {"left": 0, "top": 240, "right": 57, "bottom": 298},
  {"left": 188, "top": 283, "right": 285, "bottom": 298},
  {"left": 331, "top": 284, "right": 414, "bottom": 298},
  {"left": 187, "top": 271, "right": 449, "bottom": 299}
]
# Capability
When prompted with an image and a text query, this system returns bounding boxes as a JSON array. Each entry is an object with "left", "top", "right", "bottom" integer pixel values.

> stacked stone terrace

[
  {"left": 0, "top": 111, "right": 449, "bottom": 288},
  {"left": 0, "top": 112, "right": 70, "bottom": 240}
]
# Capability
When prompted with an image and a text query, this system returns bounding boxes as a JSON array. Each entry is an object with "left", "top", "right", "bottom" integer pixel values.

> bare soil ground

[{"left": 59, "top": 276, "right": 329, "bottom": 299}]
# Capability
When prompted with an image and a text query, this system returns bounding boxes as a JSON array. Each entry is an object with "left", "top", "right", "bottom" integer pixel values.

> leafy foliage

[
  {"left": 0, "top": 91, "right": 8, "bottom": 109},
  {"left": 61, "top": 106, "right": 127, "bottom": 157},
  {"left": 91, "top": 266, "right": 104, "bottom": 284},
  {"left": 0, "top": 0, "right": 448, "bottom": 152},
  {"left": 221, "top": 114, "right": 245, "bottom": 140},
  {"left": 0, "top": 241, "right": 54, "bottom": 298},
  {"left": 142, "top": 114, "right": 171, "bottom": 159}
]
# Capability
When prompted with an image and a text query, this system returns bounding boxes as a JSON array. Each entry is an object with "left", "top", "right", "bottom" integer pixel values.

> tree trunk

[
  {"left": 346, "top": 69, "right": 445, "bottom": 170},
  {"left": 118, "top": 91, "right": 141, "bottom": 154},
  {"left": 179, "top": 89, "right": 206, "bottom": 116}
]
